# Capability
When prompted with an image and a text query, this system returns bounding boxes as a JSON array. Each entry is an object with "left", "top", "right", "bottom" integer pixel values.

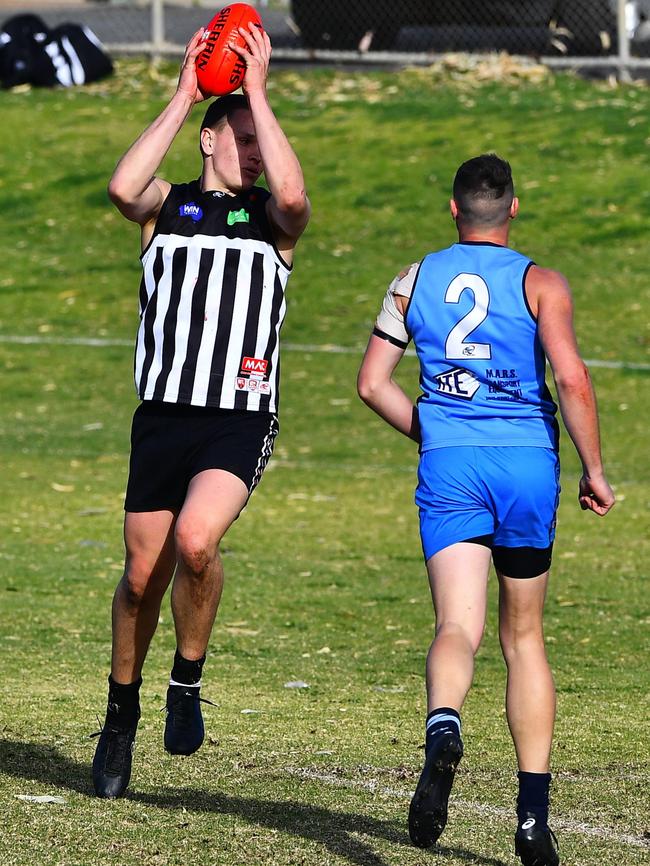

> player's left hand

[
  {"left": 229, "top": 22, "right": 271, "bottom": 95},
  {"left": 578, "top": 472, "right": 615, "bottom": 516}
]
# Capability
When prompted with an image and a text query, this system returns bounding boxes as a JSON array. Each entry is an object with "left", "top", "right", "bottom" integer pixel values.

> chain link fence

[
  {"left": 2, "top": 0, "right": 649, "bottom": 74},
  {"left": 289, "top": 0, "right": 649, "bottom": 69}
]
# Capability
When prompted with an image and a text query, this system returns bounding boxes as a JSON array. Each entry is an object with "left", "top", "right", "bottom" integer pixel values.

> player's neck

[
  {"left": 457, "top": 226, "right": 510, "bottom": 247},
  {"left": 200, "top": 167, "right": 237, "bottom": 197}
]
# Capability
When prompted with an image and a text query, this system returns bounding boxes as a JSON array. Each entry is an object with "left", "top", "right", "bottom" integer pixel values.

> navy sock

[
  {"left": 171, "top": 650, "right": 205, "bottom": 686},
  {"left": 106, "top": 674, "right": 141, "bottom": 727},
  {"left": 425, "top": 707, "right": 461, "bottom": 755},
  {"left": 517, "top": 771, "right": 551, "bottom": 829}
]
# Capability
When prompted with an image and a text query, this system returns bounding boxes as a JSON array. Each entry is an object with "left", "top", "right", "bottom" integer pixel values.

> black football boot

[
  {"left": 515, "top": 812, "right": 560, "bottom": 866},
  {"left": 408, "top": 731, "right": 464, "bottom": 847}
]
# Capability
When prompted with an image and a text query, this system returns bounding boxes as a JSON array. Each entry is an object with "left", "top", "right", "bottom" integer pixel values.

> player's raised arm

[
  {"left": 230, "top": 23, "right": 311, "bottom": 256},
  {"left": 107, "top": 29, "right": 208, "bottom": 231},
  {"left": 529, "top": 266, "right": 615, "bottom": 516}
]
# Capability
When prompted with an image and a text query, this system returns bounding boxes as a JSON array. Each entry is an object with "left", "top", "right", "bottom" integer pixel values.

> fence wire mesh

[
  {"left": 290, "top": 0, "right": 649, "bottom": 58},
  {"left": 1, "top": 1, "right": 649, "bottom": 68}
]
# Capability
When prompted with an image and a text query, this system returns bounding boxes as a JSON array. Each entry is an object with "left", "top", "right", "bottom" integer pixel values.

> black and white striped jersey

[{"left": 134, "top": 180, "right": 292, "bottom": 413}]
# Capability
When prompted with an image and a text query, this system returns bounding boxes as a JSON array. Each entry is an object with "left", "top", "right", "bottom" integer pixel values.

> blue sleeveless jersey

[{"left": 405, "top": 242, "right": 558, "bottom": 452}]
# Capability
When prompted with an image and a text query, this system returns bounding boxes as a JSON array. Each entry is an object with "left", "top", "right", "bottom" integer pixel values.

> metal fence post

[
  {"left": 617, "top": 0, "right": 632, "bottom": 80},
  {"left": 151, "top": 0, "right": 165, "bottom": 65}
]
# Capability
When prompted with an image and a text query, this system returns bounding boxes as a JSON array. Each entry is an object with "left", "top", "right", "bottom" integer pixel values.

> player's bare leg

[
  {"left": 112, "top": 510, "right": 178, "bottom": 681},
  {"left": 498, "top": 570, "right": 555, "bottom": 771},
  {"left": 425, "top": 542, "right": 492, "bottom": 711},
  {"left": 498, "top": 569, "right": 559, "bottom": 866},
  {"left": 165, "top": 468, "right": 249, "bottom": 755},
  {"left": 171, "top": 468, "right": 248, "bottom": 657},
  {"left": 93, "top": 509, "right": 177, "bottom": 798},
  {"left": 410, "top": 542, "right": 491, "bottom": 847}
]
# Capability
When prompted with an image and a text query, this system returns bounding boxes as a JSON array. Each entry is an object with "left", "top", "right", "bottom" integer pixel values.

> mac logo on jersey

[
  {"left": 434, "top": 367, "right": 480, "bottom": 400},
  {"left": 241, "top": 356, "right": 268, "bottom": 375},
  {"left": 179, "top": 202, "right": 203, "bottom": 222}
]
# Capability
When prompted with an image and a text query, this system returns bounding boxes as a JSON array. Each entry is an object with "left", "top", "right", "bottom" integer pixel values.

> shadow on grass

[{"left": 0, "top": 738, "right": 507, "bottom": 866}]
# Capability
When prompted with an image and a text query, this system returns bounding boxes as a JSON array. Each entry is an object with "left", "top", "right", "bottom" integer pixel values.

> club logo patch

[
  {"left": 241, "top": 357, "right": 268, "bottom": 375},
  {"left": 227, "top": 208, "right": 250, "bottom": 226},
  {"left": 434, "top": 367, "right": 480, "bottom": 400},
  {"left": 235, "top": 378, "right": 271, "bottom": 394},
  {"left": 236, "top": 356, "right": 270, "bottom": 394},
  {"left": 179, "top": 202, "right": 203, "bottom": 222}
]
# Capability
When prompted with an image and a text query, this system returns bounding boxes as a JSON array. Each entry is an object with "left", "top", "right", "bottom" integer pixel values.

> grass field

[{"left": 0, "top": 59, "right": 649, "bottom": 866}]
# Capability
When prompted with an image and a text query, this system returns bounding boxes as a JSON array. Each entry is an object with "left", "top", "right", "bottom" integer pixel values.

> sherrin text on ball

[{"left": 196, "top": 3, "right": 264, "bottom": 97}]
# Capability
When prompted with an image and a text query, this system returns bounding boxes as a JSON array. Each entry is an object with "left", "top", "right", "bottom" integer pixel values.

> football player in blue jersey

[{"left": 357, "top": 154, "right": 614, "bottom": 866}]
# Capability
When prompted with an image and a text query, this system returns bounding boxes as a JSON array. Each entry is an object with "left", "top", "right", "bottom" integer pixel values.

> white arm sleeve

[{"left": 373, "top": 262, "right": 419, "bottom": 348}]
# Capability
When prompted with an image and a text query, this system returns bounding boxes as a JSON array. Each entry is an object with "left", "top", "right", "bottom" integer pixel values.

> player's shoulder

[
  {"left": 242, "top": 185, "right": 271, "bottom": 216},
  {"left": 169, "top": 178, "right": 197, "bottom": 195},
  {"left": 525, "top": 264, "right": 573, "bottom": 318},
  {"left": 245, "top": 186, "right": 273, "bottom": 222},
  {"left": 389, "top": 261, "right": 421, "bottom": 297},
  {"left": 526, "top": 264, "right": 571, "bottom": 295},
  {"left": 248, "top": 185, "right": 272, "bottom": 203},
  {"left": 158, "top": 178, "right": 194, "bottom": 210}
]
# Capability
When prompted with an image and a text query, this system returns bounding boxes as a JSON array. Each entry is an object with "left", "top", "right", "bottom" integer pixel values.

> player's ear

[
  {"left": 510, "top": 196, "right": 519, "bottom": 220},
  {"left": 450, "top": 199, "right": 459, "bottom": 220},
  {"left": 200, "top": 126, "right": 214, "bottom": 157}
]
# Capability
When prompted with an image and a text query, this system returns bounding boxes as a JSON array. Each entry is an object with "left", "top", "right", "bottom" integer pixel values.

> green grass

[{"left": 0, "top": 61, "right": 649, "bottom": 866}]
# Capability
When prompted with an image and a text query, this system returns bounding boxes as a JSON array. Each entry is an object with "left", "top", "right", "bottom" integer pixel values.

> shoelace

[
  {"left": 163, "top": 690, "right": 216, "bottom": 730},
  {"left": 89, "top": 725, "right": 134, "bottom": 776}
]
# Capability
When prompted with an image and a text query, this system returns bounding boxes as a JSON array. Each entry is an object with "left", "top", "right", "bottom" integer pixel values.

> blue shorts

[{"left": 416, "top": 446, "right": 560, "bottom": 563}]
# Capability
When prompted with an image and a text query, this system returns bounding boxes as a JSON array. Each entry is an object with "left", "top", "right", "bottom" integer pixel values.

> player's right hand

[{"left": 177, "top": 29, "right": 208, "bottom": 103}]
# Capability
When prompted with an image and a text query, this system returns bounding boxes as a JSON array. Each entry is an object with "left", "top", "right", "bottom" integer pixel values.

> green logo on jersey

[{"left": 227, "top": 208, "right": 250, "bottom": 226}]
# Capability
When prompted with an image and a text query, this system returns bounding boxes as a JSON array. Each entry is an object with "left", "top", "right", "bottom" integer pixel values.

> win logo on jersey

[
  {"left": 179, "top": 202, "right": 203, "bottom": 222},
  {"left": 434, "top": 367, "right": 480, "bottom": 400}
]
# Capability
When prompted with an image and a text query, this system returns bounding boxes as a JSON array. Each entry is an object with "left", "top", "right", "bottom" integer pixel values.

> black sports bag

[{"left": 0, "top": 13, "right": 113, "bottom": 88}]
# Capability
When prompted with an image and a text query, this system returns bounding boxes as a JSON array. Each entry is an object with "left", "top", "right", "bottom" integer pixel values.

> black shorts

[{"left": 124, "top": 401, "right": 279, "bottom": 512}]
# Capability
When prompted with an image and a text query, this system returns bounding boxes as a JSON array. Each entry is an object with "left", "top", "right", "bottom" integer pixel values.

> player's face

[{"left": 209, "top": 109, "right": 262, "bottom": 193}]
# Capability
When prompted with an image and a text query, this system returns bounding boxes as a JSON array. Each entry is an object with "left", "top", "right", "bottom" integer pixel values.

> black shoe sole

[
  {"left": 408, "top": 733, "right": 463, "bottom": 848},
  {"left": 515, "top": 841, "right": 560, "bottom": 866},
  {"left": 164, "top": 736, "right": 204, "bottom": 756},
  {"left": 515, "top": 828, "right": 560, "bottom": 866},
  {"left": 163, "top": 723, "right": 205, "bottom": 756}
]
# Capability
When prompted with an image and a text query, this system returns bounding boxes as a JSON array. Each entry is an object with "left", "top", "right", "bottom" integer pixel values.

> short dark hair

[
  {"left": 452, "top": 154, "right": 514, "bottom": 227},
  {"left": 200, "top": 94, "right": 249, "bottom": 132}
]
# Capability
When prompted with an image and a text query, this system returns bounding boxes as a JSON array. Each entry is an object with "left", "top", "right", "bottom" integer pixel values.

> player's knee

[
  {"left": 120, "top": 561, "right": 159, "bottom": 607},
  {"left": 436, "top": 620, "right": 484, "bottom": 655},
  {"left": 499, "top": 618, "right": 545, "bottom": 660},
  {"left": 175, "top": 523, "right": 215, "bottom": 578}
]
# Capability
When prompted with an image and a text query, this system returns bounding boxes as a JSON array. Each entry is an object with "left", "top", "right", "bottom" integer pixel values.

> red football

[{"left": 196, "top": 3, "right": 264, "bottom": 97}]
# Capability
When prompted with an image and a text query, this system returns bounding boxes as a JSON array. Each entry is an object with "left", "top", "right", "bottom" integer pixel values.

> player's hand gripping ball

[{"left": 196, "top": 3, "right": 264, "bottom": 97}]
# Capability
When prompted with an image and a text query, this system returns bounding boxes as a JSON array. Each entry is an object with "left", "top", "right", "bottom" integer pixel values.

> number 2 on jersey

[{"left": 444, "top": 273, "right": 492, "bottom": 360}]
